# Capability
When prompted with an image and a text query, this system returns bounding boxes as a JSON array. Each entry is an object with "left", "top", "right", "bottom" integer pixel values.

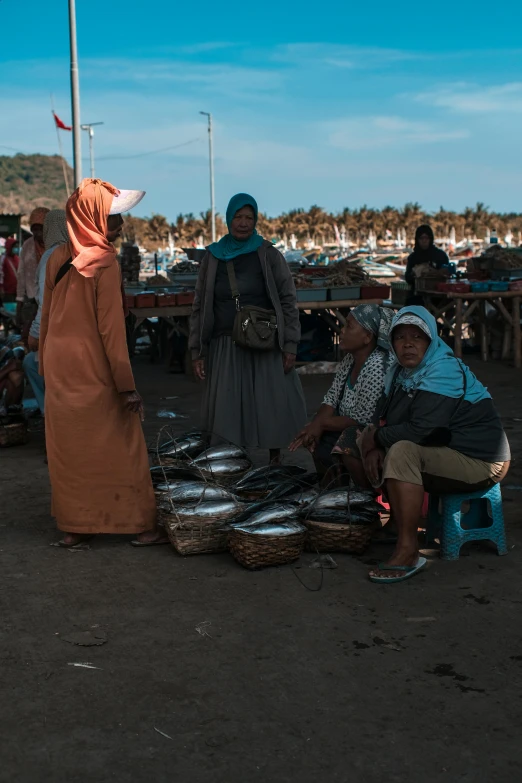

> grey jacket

[{"left": 189, "top": 241, "right": 301, "bottom": 358}]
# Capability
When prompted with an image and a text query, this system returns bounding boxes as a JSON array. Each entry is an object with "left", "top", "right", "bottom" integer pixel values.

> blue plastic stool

[{"left": 426, "top": 483, "right": 508, "bottom": 561}]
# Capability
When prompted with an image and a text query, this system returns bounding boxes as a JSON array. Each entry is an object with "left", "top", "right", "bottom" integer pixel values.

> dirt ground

[{"left": 1, "top": 356, "right": 521, "bottom": 783}]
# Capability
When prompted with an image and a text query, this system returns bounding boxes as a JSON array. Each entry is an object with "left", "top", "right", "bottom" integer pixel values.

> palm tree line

[{"left": 122, "top": 202, "right": 522, "bottom": 252}]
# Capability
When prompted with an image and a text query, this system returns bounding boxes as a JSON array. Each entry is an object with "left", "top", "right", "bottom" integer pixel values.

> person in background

[
  {"left": 0, "top": 238, "right": 20, "bottom": 303},
  {"left": 0, "top": 342, "right": 24, "bottom": 415},
  {"left": 23, "top": 210, "right": 69, "bottom": 416},
  {"left": 405, "top": 224, "right": 449, "bottom": 304},
  {"left": 16, "top": 207, "right": 50, "bottom": 339},
  {"left": 190, "top": 193, "right": 306, "bottom": 464},
  {"left": 358, "top": 306, "right": 510, "bottom": 584},
  {"left": 39, "top": 179, "right": 165, "bottom": 548},
  {"left": 289, "top": 304, "right": 393, "bottom": 486}
]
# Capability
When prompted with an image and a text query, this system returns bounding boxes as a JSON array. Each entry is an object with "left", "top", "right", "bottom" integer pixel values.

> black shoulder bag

[{"left": 226, "top": 260, "right": 278, "bottom": 351}]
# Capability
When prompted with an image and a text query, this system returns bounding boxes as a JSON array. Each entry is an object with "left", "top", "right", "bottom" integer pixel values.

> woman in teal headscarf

[
  {"left": 358, "top": 306, "right": 510, "bottom": 584},
  {"left": 189, "top": 193, "right": 306, "bottom": 462}
]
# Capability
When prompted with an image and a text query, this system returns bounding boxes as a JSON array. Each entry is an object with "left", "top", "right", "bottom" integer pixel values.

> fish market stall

[
  {"left": 127, "top": 296, "right": 388, "bottom": 370},
  {"left": 419, "top": 246, "right": 522, "bottom": 368}
]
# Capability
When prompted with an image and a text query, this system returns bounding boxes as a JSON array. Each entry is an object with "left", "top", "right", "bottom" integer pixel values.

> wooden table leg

[
  {"left": 513, "top": 296, "right": 521, "bottom": 369},
  {"left": 454, "top": 297, "right": 463, "bottom": 358},
  {"left": 479, "top": 301, "right": 488, "bottom": 362}
]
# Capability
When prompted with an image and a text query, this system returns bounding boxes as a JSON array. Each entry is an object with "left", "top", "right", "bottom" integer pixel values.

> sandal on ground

[
  {"left": 57, "top": 535, "right": 95, "bottom": 549},
  {"left": 369, "top": 556, "right": 427, "bottom": 584},
  {"left": 130, "top": 535, "right": 170, "bottom": 547}
]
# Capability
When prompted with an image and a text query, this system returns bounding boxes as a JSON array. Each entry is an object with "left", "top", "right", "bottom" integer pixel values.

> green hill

[{"left": 0, "top": 154, "right": 73, "bottom": 217}]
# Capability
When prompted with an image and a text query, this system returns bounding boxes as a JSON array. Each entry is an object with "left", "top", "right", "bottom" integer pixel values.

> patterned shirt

[
  {"left": 16, "top": 237, "right": 39, "bottom": 301},
  {"left": 323, "top": 348, "right": 392, "bottom": 425}
]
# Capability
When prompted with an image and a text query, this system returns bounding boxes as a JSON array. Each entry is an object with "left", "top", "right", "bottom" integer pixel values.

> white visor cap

[{"left": 109, "top": 189, "right": 146, "bottom": 215}]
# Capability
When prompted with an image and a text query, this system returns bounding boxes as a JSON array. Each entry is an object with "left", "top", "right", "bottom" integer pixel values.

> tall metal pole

[
  {"left": 81, "top": 123, "right": 104, "bottom": 178},
  {"left": 200, "top": 112, "right": 216, "bottom": 242},
  {"left": 68, "top": 0, "right": 82, "bottom": 186},
  {"left": 88, "top": 128, "right": 94, "bottom": 178}
]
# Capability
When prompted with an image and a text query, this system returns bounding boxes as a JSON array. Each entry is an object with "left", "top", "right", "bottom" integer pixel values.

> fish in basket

[
  {"left": 228, "top": 520, "right": 307, "bottom": 570},
  {"left": 151, "top": 434, "right": 207, "bottom": 466},
  {"left": 194, "top": 458, "right": 252, "bottom": 485},
  {"left": 161, "top": 499, "right": 243, "bottom": 556},
  {"left": 303, "top": 489, "right": 381, "bottom": 554},
  {"left": 233, "top": 464, "right": 308, "bottom": 500},
  {"left": 156, "top": 481, "right": 235, "bottom": 506},
  {"left": 228, "top": 504, "right": 307, "bottom": 569}
]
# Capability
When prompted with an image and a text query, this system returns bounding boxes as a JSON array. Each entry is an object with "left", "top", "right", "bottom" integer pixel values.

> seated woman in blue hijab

[{"left": 359, "top": 306, "right": 511, "bottom": 584}]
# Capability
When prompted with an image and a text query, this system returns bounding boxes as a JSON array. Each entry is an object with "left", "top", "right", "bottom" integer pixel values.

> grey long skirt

[{"left": 202, "top": 336, "right": 307, "bottom": 449}]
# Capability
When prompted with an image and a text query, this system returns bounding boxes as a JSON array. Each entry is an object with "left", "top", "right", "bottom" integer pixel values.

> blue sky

[{"left": 1, "top": 0, "right": 521, "bottom": 221}]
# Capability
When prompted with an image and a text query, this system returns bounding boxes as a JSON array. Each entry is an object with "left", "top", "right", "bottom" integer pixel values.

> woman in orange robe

[{"left": 39, "top": 179, "right": 166, "bottom": 547}]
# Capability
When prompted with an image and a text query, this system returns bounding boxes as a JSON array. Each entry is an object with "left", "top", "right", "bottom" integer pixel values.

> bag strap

[
  {"left": 226, "top": 261, "right": 240, "bottom": 310},
  {"left": 55, "top": 257, "right": 73, "bottom": 286}
]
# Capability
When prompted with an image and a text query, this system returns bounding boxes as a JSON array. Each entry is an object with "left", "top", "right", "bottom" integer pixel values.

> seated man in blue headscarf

[{"left": 357, "top": 306, "right": 510, "bottom": 583}]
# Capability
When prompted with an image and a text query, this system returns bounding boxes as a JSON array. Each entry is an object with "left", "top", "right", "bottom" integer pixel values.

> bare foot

[
  {"left": 368, "top": 546, "right": 419, "bottom": 580},
  {"left": 60, "top": 533, "right": 94, "bottom": 547},
  {"left": 136, "top": 529, "right": 168, "bottom": 544}
]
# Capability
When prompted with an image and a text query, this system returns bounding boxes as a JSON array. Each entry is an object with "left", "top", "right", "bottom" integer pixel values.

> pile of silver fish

[
  {"left": 172, "top": 499, "right": 243, "bottom": 523},
  {"left": 151, "top": 433, "right": 252, "bottom": 484},
  {"left": 152, "top": 431, "right": 207, "bottom": 460},
  {"left": 156, "top": 481, "right": 235, "bottom": 511},
  {"left": 151, "top": 430, "right": 384, "bottom": 539},
  {"left": 304, "top": 489, "right": 384, "bottom": 525},
  {"left": 233, "top": 521, "right": 306, "bottom": 536},
  {"left": 234, "top": 465, "right": 309, "bottom": 494}
]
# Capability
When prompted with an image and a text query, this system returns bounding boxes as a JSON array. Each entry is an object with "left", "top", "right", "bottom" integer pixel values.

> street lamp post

[
  {"left": 68, "top": 0, "right": 82, "bottom": 186},
  {"left": 81, "top": 122, "right": 104, "bottom": 178},
  {"left": 200, "top": 112, "right": 216, "bottom": 242}
]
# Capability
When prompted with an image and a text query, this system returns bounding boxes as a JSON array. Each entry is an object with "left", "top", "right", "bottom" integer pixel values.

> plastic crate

[
  {"left": 296, "top": 288, "right": 328, "bottom": 302},
  {"left": 176, "top": 292, "right": 195, "bottom": 306},
  {"left": 360, "top": 285, "right": 390, "bottom": 300},
  {"left": 156, "top": 293, "right": 178, "bottom": 306},
  {"left": 135, "top": 292, "right": 156, "bottom": 308},
  {"left": 328, "top": 286, "right": 361, "bottom": 301}
]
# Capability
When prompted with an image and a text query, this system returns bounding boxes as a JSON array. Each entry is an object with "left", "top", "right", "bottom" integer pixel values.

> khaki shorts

[{"left": 383, "top": 441, "right": 507, "bottom": 494}]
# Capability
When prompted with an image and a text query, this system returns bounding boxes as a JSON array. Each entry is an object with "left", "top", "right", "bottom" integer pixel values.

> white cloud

[
  {"left": 415, "top": 82, "right": 522, "bottom": 113},
  {"left": 272, "top": 43, "right": 420, "bottom": 70},
  {"left": 325, "top": 115, "right": 469, "bottom": 150}
]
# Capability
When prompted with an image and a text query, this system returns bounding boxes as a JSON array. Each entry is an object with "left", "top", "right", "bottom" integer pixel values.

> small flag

[{"left": 53, "top": 112, "right": 72, "bottom": 131}]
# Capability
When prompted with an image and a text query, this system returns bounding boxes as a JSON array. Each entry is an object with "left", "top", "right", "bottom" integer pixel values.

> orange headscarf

[{"left": 66, "top": 178, "right": 120, "bottom": 278}]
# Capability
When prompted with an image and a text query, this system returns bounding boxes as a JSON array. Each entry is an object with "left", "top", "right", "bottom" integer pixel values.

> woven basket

[
  {"left": 305, "top": 519, "right": 372, "bottom": 554},
  {"left": 228, "top": 529, "right": 306, "bottom": 570},
  {"left": 0, "top": 421, "right": 28, "bottom": 448},
  {"left": 161, "top": 511, "right": 229, "bottom": 555}
]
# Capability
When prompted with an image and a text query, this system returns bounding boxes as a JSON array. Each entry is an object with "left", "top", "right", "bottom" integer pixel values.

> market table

[
  {"left": 422, "top": 290, "right": 521, "bottom": 368},
  {"left": 128, "top": 298, "right": 385, "bottom": 369}
]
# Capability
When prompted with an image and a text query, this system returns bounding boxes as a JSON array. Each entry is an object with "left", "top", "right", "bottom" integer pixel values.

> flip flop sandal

[
  {"left": 130, "top": 536, "right": 170, "bottom": 547},
  {"left": 57, "top": 535, "right": 95, "bottom": 549},
  {"left": 369, "top": 556, "right": 427, "bottom": 584}
]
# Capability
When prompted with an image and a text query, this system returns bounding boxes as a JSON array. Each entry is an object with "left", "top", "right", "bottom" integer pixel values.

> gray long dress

[{"left": 201, "top": 251, "right": 307, "bottom": 448}]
